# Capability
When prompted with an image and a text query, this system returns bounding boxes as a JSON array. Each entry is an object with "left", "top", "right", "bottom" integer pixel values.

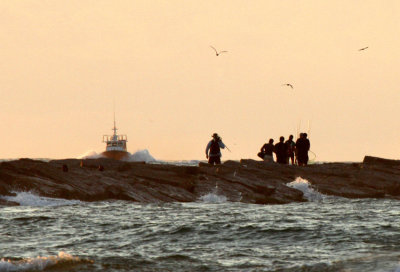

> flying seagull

[
  {"left": 282, "top": 83, "right": 294, "bottom": 89},
  {"left": 358, "top": 46, "right": 369, "bottom": 51},
  {"left": 210, "top": 46, "right": 228, "bottom": 56}
]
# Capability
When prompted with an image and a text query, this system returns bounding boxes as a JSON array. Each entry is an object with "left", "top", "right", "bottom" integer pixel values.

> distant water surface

[{"left": 1, "top": 190, "right": 399, "bottom": 272}]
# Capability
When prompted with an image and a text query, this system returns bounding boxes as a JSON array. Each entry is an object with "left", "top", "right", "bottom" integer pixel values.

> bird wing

[
  {"left": 358, "top": 47, "right": 368, "bottom": 51},
  {"left": 282, "top": 84, "right": 294, "bottom": 89},
  {"left": 210, "top": 46, "right": 218, "bottom": 53}
]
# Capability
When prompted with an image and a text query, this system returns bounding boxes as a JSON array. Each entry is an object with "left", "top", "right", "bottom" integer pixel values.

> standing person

[
  {"left": 274, "top": 136, "right": 288, "bottom": 164},
  {"left": 285, "top": 135, "right": 296, "bottom": 165},
  {"left": 258, "top": 138, "right": 275, "bottom": 163},
  {"left": 302, "top": 133, "right": 311, "bottom": 165},
  {"left": 296, "top": 133, "right": 310, "bottom": 166},
  {"left": 295, "top": 133, "right": 303, "bottom": 165},
  {"left": 205, "top": 133, "right": 226, "bottom": 165}
]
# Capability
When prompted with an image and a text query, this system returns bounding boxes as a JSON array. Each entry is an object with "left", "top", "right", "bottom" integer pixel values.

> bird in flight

[
  {"left": 210, "top": 46, "right": 228, "bottom": 56},
  {"left": 358, "top": 46, "right": 369, "bottom": 51},
  {"left": 282, "top": 83, "right": 294, "bottom": 89}
]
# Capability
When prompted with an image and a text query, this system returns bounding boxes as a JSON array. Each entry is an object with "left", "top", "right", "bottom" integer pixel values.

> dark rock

[
  {"left": 0, "top": 156, "right": 399, "bottom": 205},
  {"left": 363, "top": 156, "right": 400, "bottom": 166}
]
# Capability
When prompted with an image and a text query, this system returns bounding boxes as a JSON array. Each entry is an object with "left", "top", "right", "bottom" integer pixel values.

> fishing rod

[{"left": 218, "top": 136, "right": 231, "bottom": 152}]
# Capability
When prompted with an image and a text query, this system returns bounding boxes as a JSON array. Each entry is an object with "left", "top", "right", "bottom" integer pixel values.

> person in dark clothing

[
  {"left": 294, "top": 133, "right": 303, "bottom": 165},
  {"left": 285, "top": 135, "right": 296, "bottom": 165},
  {"left": 258, "top": 138, "right": 275, "bottom": 162},
  {"left": 274, "top": 136, "right": 288, "bottom": 164},
  {"left": 296, "top": 133, "right": 310, "bottom": 166},
  {"left": 205, "top": 133, "right": 226, "bottom": 165}
]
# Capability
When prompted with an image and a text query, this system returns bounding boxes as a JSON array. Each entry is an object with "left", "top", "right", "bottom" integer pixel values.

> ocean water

[{"left": 1, "top": 178, "right": 399, "bottom": 272}]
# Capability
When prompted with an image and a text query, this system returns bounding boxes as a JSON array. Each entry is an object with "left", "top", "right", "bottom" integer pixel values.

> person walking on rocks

[
  {"left": 258, "top": 138, "right": 275, "bottom": 163},
  {"left": 205, "top": 133, "right": 226, "bottom": 165}
]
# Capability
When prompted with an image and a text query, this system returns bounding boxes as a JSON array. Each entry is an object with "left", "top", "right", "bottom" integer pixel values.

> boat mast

[
  {"left": 113, "top": 110, "right": 118, "bottom": 136},
  {"left": 112, "top": 100, "right": 118, "bottom": 138}
]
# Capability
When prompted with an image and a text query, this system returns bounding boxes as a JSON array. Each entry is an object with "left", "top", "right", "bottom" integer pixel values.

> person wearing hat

[{"left": 205, "top": 133, "right": 226, "bottom": 165}]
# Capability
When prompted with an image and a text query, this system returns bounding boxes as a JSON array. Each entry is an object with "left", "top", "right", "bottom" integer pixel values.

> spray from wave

[
  {"left": 0, "top": 191, "right": 82, "bottom": 207},
  {"left": 77, "top": 150, "right": 104, "bottom": 159},
  {"left": 199, "top": 183, "right": 227, "bottom": 203},
  {"left": 286, "top": 177, "right": 325, "bottom": 202},
  {"left": 78, "top": 149, "right": 156, "bottom": 162},
  {"left": 125, "top": 149, "right": 156, "bottom": 162},
  {"left": 0, "top": 252, "right": 92, "bottom": 272}
]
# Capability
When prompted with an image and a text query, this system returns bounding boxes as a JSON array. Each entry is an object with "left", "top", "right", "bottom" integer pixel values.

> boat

[{"left": 101, "top": 116, "right": 129, "bottom": 160}]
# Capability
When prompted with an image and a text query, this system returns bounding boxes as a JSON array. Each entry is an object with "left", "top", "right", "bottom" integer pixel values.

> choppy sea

[{"left": 1, "top": 175, "right": 399, "bottom": 272}]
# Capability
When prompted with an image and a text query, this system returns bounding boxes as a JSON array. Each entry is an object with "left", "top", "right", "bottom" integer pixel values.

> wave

[
  {"left": 199, "top": 184, "right": 228, "bottom": 203},
  {"left": 78, "top": 149, "right": 156, "bottom": 162},
  {"left": 0, "top": 252, "right": 92, "bottom": 271},
  {"left": 286, "top": 177, "right": 325, "bottom": 202},
  {"left": 125, "top": 149, "right": 156, "bottom": 162},
  {"left": 77, "top": 149, "right": 203, "bottom": 166},
  {"left": 153, "top": 160, "right": 201, "bottom": 166},
  {"left": 77, "top": 150, "right": 105, "bottom": 159},
  {"left": 0, "top": 191, "right": 82, "bottom": 207}
]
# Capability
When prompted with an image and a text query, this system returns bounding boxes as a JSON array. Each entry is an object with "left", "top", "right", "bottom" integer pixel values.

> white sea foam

[
  {"left": 125, "top": 149, "right": 156, "bottom": 162},
  {"left": 0, "top": 191, "right": 82, "bottom": 207},
  {"left": 78, "top": 149, "right": 156, "bottom": 162},
  {"left": 200, "top": 193, "right": 227, "bottom": 203},
  {"left": 286, "top": 177, "right": 325, "bottom": 202},
  {"left": 77, "top": 150, "right": 105, "bottom": 159},
  {"left": 0, "top": 252, "right": 88, "bottom": 272},
  {"left": 199, "top": 184, "right": 227, "bottom": 203},
  {"left": 155, "top": 160, "right": 201, "bottom": 166}
]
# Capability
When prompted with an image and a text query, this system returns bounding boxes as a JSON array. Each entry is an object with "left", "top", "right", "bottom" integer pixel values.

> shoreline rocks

[{"left": 0, "top": 156, "right": 399, "bottom": 206}]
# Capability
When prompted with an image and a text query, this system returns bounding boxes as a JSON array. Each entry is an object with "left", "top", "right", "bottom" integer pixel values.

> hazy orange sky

[{"left": 1, "top": 1, "right": 400, "bottom": 161}]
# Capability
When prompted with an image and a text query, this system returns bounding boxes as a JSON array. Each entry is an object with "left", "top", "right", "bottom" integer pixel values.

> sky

[{"left": 1, "top": 0, "right": 400, "bottom": 162}]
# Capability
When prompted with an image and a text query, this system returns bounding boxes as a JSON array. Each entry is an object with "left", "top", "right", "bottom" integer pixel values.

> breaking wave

[
  {"left": 286, "top": 177, "right": 325, "bottom": 202},
  {"left": 78, "top": 149, "right": 156, "bottom": 162},
  {"left": 77, "top": 150, "right": 104, "bottom": 159},
  {"left": 125, "top": 149, "right": 156, "bottom": 162},
  {"left": 0, "top": 191, "right": 82, "bottom": 207},
  {"left": 199, "top": 184, "right": 227, "bottom": 203},
  {"left": 0, "top": 252, "right": 92, "bottom": 271}
]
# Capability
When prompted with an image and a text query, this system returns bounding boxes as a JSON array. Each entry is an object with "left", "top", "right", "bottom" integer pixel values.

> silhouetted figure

[
  {"left": 205, "top": 133, "right": 226, "bottom": 165},
  {"left": 296, "top": 133, "right": 310, "bottom": 166},
  {"left": 62, "top": 164, "right": 68, "bottom": 172},
  {"left": 274, "top": 136, "right": 288, "bottom": 164},
  {"left": 98, "top": 165, "right": 104, "bottom": 171},
  {"left": 285, "top": 135, "right": 296, "bottom": 165},
  {"left": 258, "top": 138, "right": 275, "bottom": 163},
  {"left": 210, "top": 46, "right": 228, "bottom": 56}
]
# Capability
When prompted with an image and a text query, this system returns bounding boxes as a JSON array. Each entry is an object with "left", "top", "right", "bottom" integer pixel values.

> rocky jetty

[{"left": 0, "top": 156, "right": 399, "bottom": 206}]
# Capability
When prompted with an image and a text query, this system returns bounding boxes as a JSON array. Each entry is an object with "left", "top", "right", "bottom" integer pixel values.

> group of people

[
  {"left": 205, "top": 132, "right": 311, "bottom": 166},
  {"left": 258, "top": 133, "right": 310, "bottom": 166}
]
